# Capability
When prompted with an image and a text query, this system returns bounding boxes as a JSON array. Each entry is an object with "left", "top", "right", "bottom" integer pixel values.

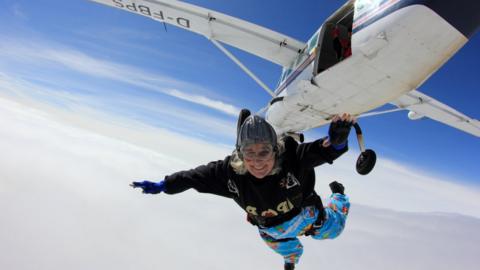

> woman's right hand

[{"left": 131, "top": 180, "right": 166, "bottom": 194}]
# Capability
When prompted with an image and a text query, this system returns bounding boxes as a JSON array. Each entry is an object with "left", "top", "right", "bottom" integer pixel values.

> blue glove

[{"left": 131, "top": 180, "right": 166, "bottom": 194}]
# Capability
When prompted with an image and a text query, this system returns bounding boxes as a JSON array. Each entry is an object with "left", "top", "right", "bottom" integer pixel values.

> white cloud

[
  {"left": 165, "top": 88, "right": 240, "bottom": 116},
  {"left": 1, "top": 97, "right": 479, "bottom": 270},
  {"left": 0, "top": 38, "right": 239, "bottom": 117},
  {"left": 314, "top": 151, "right": 480, "bottom": 217},
  {"left": 0, "top": 71, "right": 237, "bottom": 141},
  {"left": 0, "top": 72, "right": 87, "bottom": 105}
]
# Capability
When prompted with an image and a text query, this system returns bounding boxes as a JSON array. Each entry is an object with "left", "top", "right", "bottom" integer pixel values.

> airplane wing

[
  {"left": 89, "top": 0, "right": 305, "bottom": 67},
  {"left": 390, "top": 90, "right": 480, "bottom": 137}
]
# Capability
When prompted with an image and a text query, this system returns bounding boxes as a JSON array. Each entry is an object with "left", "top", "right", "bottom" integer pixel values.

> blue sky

[{"left": 0, "top": 0, "right": 479, "bottom": 185}]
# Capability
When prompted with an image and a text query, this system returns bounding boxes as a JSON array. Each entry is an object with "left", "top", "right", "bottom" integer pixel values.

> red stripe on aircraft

[{"left": 353, "top": 0, "right": 400, "bottom": 30}]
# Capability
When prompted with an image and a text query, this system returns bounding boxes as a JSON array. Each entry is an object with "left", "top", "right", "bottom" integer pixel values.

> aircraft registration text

[{"left": 112, "top": 0, "right": 190, "bottom": 28}]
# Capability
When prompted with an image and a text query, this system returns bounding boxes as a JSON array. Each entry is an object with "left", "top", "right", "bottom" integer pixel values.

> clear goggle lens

[{"left": 241, "top": 146, "right": 274, "bottom": 161}]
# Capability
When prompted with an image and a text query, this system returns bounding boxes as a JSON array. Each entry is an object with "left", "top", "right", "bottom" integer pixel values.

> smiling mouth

[{"left": 253, "top": 165, "right": 267, "bottom": 171}]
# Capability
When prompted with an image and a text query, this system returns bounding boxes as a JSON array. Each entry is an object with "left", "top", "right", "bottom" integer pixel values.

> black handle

[{"left": 352, "top": 122, "right": 376, "bottom": 175}]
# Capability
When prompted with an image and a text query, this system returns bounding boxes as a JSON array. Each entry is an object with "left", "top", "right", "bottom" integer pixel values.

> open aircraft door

[{"left": 313, "top": 0, "right": 354, "bottom": 75}]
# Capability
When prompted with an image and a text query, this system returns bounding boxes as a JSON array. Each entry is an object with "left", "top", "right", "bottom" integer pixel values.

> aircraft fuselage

[{"left": 267, "top": 0, "right": 480, "bottom": 133}]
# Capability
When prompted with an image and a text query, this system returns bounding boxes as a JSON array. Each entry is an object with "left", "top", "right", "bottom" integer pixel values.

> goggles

[{"left": 241, "top": 144, "right": 274, "bottom": 161}]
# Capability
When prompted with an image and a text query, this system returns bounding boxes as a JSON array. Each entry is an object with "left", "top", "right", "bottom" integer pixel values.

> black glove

[
  {"left": 328, "top": 118, "right": 353, "bottom": 146},
  {"left": 329, "top": 181, "right": 345, "bottom": 195}
]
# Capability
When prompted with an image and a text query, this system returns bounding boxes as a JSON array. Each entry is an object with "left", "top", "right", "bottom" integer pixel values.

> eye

[
  {"left": 241, "top": 145, "right": 273, "bottom": 160},
  {"left": 257, "top": 150, "right": 272, "bottom": 158}
]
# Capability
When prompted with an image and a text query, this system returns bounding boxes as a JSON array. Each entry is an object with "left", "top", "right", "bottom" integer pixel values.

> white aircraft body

[{"left": 89, "top": 0, "right": 480, "bottom": 137}]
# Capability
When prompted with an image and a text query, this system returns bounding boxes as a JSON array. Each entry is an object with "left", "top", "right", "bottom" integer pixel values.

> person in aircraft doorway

[
  {"left": 333, "top": 25, "right": 352, "bottom": 61},
  {"left": 132, "top": 111, "right": 353, "bottom": 270}
]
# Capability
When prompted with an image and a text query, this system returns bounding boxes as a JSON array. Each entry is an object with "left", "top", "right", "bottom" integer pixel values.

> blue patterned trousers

[{"left": 258, "top": 194, "right": 350, "bottom": 265}]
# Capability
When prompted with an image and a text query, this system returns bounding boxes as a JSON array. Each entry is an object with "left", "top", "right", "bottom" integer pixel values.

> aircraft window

[
  {"left": 287, "top": 62, "right": 294, "bottom": 76},
  {"left": 281, "top": 70, "right": 287, "bottom": 82},
  {"left": 295, "top": 55, "right": 303, "bottom": 67},
  {"left": 308, "top": 32, "right": 319, "bottom": 52},
  {"left": 286, "top": 69, "right": 292, "bottom": 78},
  {"left": 280, "top": 68, "right": 292, "bottom": 83}
]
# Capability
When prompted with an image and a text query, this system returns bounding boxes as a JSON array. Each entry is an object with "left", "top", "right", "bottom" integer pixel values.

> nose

[{"left": 423, "top": 0, "right": 480, "bottom": 38}]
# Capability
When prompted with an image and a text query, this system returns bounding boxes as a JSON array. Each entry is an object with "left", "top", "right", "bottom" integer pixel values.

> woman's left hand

[{"left": 328, "top": 113, "right": 356, "bottom": 146}]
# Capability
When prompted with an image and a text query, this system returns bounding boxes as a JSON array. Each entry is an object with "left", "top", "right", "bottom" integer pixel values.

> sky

[{"left": 0, "top": 0, "right": 480, "bottom": 269}]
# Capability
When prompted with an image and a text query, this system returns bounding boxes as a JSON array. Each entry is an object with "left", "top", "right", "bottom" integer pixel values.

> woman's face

[{"left": 241, "top": 143, "right": 275, "bottom": 179}]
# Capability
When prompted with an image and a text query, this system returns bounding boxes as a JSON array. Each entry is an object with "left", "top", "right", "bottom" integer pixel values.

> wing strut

[{"left": 209, "top": 38, "right": 275, "bottom": 97}]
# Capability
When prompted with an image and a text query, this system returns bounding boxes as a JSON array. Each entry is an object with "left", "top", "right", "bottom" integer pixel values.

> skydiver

[{"left": 132, "top": 111, "right": 353, "bottom": 270}]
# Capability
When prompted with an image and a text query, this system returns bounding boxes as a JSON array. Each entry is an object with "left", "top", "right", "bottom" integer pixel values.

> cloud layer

[
  {"left": 1, "top": 97, "right": 480, "bottom": 270},
  {"left": 314, "top": 150, "right": 480, "bottom": 217},
  {"left": 0, "top": 37, "right": 241, "bottom": 117}
]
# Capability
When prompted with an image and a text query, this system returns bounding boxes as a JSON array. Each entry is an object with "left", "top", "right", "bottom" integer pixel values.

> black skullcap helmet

[{"left": 236, "top": 115, "right": 277, "bottom": 151}]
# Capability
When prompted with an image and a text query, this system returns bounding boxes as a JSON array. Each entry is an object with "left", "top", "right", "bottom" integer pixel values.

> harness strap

[
  {"left": 303, "top": 192, "right": 326, "bottom": 236},
  {"left": 247, "top": 207, "right": 302, "bottom": 227}
]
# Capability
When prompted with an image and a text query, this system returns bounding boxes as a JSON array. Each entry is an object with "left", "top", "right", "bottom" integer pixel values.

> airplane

[{"left": 88, "top": 0, "right": 480, "bottom": 174}]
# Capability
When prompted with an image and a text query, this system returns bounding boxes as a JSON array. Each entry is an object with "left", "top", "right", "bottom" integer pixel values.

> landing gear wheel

[{"left": 356, "top": 149, "right": 376, "bottom": 175}]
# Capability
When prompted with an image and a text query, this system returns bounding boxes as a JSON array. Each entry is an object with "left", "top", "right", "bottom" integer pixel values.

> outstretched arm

[
  {"left": 131, "top": 157, "right": 232, "bottom": 198},
  {"left": 297, "top": 113, "right": 355, "bottom": 168}
]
